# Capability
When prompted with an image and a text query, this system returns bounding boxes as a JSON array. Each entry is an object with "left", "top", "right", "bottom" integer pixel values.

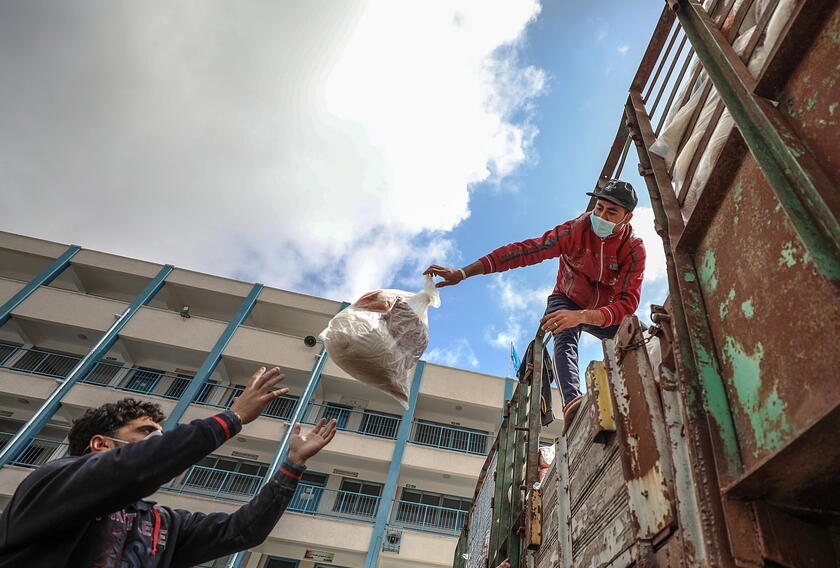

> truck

[{"left": 453, "top": 0, "right": 840, "bottom": 566}]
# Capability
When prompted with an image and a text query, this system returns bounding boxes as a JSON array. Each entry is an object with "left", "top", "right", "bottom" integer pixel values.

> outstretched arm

[{"left": 171, "top": 419, "right": 338, "bottom": 567}]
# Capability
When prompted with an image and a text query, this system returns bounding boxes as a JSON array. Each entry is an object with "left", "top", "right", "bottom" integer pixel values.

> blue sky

[{"left": 0, "top": 1, "right": 669, "bottom": 383}]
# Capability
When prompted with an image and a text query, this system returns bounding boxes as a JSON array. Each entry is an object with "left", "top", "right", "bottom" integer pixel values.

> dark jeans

[{"left": 545, "top": 294, "right": 620, "bottom": 406}]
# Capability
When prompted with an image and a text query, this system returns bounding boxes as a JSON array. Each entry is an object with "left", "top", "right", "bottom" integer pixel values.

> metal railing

[
  {"left": 390, "top": 499, "right": 467, "bottom": 535},
  {"left": 192, "top": 383, "right": 299, "bottom": 420},
  {"left": 165, "top": 470, "right": 381, "bottom": 522},
  {"left": 301, "top": 402, "right": 401, "bottom": 440},
  {"left": 0, "top": 432, "right": 69, "bottom": 467},
  {"left": 409, "top": 421, "right": 493, "bottom": 455},
  {"left": 0, "top": 343, "right": 81, "bottom": 379}
]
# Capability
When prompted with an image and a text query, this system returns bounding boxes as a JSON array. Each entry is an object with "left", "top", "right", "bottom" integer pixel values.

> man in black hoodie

[{"left": 0, "top": 366, "right": 337, "bottom": 567}]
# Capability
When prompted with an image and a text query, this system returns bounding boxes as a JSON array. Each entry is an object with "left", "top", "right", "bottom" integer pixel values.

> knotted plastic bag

[{"left": 319, "top": 275, "right": 440, "bottom": 408}]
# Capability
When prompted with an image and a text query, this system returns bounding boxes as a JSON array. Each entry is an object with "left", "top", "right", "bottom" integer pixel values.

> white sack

[{"left": 319, "top": 275, "right": 440, "bottom": 408}]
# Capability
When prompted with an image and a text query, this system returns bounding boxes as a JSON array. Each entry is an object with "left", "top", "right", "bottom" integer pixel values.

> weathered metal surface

[
  {"left": 525, "top": 487, "right": 542, "bottom": 550},
  {"left": 675, "top": 0, "right": 840, "bottom": 289},
  {"left": 555, "top": 432, "right": 573, "bottom": 568},
  {"left": 651, "top": 306, "right": 708, "bottom": 566},
  {"left": 694, "top": 153, "right": 840, "bottom": 475},
  {"left": 584, "top": 360, "right": 616, "bottom": 442},
  {"left": 605, "top": 317, "right": 678, "bottom": 541},
  {"left": 533, "top": 446, "right": 559, "bottom": 568},
  {"left": 626, "top": 92, "right": 737, "bottom": 567},
  {"left": 771, "top": 2, "right": 840, "bottom": 195}
]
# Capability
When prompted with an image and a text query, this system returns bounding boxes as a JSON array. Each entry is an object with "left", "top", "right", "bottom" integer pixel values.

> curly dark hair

[{"left": 68, "top": 398, "right": 166, "bottom": 456}]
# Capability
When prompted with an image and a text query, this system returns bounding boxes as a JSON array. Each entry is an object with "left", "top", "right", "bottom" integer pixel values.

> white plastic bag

[{"left": 319, "top": 275, "right": 440, "bottom": 408}]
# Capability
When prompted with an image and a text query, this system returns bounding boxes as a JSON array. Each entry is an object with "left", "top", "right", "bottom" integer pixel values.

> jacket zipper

[
  {"left": 592, "top": 238, "right": 605, "bottom": 309},
  {"left": 151, "top": 507, "right": 161, "bottom": 556}
]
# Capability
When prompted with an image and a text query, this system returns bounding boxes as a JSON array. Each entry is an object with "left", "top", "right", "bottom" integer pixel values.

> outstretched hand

[
  {"left": 229, "top": 367, "right": 289, "bottom": 424},
  {"left": 423, "top": 264, "right": 464, "bottom": 288},
  {"left": 288, "top": 418, "right": 338, "bottom": 465}
]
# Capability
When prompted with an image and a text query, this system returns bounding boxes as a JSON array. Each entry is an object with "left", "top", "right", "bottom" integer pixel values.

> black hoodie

[{"left": 0, "top": 410, "right": 304, "bottom": 567}]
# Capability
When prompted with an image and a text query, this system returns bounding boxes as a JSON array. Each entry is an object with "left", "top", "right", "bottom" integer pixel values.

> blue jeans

[{"left": 545, "top": 294, "right": 620, "bottom": 406}]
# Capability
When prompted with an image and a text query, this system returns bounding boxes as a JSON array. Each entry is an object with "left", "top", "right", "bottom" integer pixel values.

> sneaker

[{"left": 561, "top": 395, "right": 584, "bottom": 435}]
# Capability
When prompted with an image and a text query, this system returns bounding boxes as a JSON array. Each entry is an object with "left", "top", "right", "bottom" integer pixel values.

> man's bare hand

[
  {"left": 496, "top": 559, "right": 511, "bottom": 568},
  {"left": 540, "top": 310, "right": 586, "bottom": 335},
  {"left": 229, "top": 367, "right": 289, "bottom": 424},
  {"left": 423, "top": 265, "right": 464, "bottom": 288},
  {"left": 288, "top": 418, "right": 337, "bottom": 465}
]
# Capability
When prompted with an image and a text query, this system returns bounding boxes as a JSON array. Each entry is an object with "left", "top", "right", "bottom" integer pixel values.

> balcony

[
  {"left": 164, "top": 469, "right": 382, "bottom": 523},
  {"left": 1, "top": 343, "right": 497, "bottom": 459},
  {"left": 408, "top": 421, "right": 492, "bottom": 456},
  {"left": 0, "top": 433, "right": 68, "bottom": 467},
  {"left": 389, "top": 500, "right": 467, "bottom": 536}
]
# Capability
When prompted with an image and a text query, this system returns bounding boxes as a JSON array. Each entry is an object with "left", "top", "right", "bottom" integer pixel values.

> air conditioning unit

[{"left": 382, "top": 529, "right": 402, "bottom": 553}]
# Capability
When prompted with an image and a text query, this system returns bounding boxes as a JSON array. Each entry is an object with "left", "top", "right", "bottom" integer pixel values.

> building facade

[{"left": 0, "top": 231, "right": 562, "bottom": 568}]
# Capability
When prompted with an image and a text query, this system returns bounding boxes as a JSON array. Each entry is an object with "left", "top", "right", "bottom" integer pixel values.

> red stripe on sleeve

[
  {"left": 212, "top": 415, "right": 231, "bottom": 439},
  {"left": 279, "top": 466, "right": 302, "bottom": 480}
]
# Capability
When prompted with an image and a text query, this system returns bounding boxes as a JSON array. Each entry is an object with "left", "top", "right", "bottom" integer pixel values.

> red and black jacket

[
  {"left": 479, "top": 212, "right": 646, "bottom": 327},
  {"left": 0, "top": 410, "right": 304, "bottom": 567}
]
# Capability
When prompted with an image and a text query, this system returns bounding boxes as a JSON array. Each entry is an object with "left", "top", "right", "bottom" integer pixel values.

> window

[
  {"left": 321, "top": 403, "right": 351, "bottom": 430},
  {"left": 288, "top": 471, "right": 328, "bottom": 513},
  {"left": 84, "top": 361, "right": 122, "bottom": 385},
  {"left": 196, "top": 380, "right": 218, "bottom": 404},
  {"left": 122, "top": 367, "right": 163, "bottom": 394},
  {"left": 0, "top": 343, "right": 21, "bottom": 366},
  {"left": 333, "top": 478, "right": 382, "bottom": 518},
  {"left": 165, "top": 373, "right": 193, "bottom": 399},
  {"left": 11, "top": 348, "right": 79, "bottom": 378},
  {"left": 359, "top": 410, "right": 400, "bottom": 439},
  {"left": 263, "top": 394, "right": 298, "bottom": 420},
  {"left": 397, "top": 489, "right": 470, "bottom": 531},
  {"left": 263, "top": 559, "right": 298, "bottom": 568},
  {"left": 412, "top": 420, "right": 489, "bottom": 454},
  {"left": 181, "top": 455, "right": 268, "bottom": 496}
]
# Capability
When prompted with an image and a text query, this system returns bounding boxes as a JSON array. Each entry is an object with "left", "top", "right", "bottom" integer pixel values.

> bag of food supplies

[{"left": 319, "top": 275, "right": 440, "bottom": 408}]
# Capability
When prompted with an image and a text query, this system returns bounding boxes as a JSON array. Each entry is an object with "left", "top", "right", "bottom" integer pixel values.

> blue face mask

[{"left": 590, "top": 212, "right": 618, "bottom": 238}]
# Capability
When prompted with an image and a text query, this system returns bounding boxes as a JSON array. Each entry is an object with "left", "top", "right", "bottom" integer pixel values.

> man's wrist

[{"left": 287, "top": 451, "right": 306, "bottom": 466}]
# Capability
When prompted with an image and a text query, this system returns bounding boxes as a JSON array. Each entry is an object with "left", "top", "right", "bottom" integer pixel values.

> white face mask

[{"left": 87, "top": 428, "right": 163, "bottom": 453}]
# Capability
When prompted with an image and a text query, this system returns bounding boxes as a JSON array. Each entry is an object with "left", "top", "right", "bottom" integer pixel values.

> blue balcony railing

[
  {"left": 389, "top": 499, "right": 467, "bottom": 535},
  {"left": 0, "top": 432, "right": 69, "bottom": 467},
  {"left": 0, "top": 343, "right": 492, "bottom": 457},
  {"left": 301, "top": 402, "right": 401, "bottom": 440},
  {"left": 165, "top": 469, "right": 380, "bottom": 522},
  {"left": 408, "top": 421, "right": 492, "bottom": 455}
]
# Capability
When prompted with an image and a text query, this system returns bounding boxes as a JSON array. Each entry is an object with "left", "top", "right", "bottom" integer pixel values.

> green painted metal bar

[
  {"left": 164, "top": 283, "right": 263, "bottom": 430},
  {"left": 673, "top": 0, "right": 840, "bottom": 289},
  {"left": 0, "top": 245, "right": 80, "bottom": 327},
  {"left": 489, "top": 395, "right": 512, "bottom": 565},
  {"left": 508, "top": 375, "right": 529, "bottom": 568},
  {"left": 0, "top": 264, "right": 173, "bottom": 467}
]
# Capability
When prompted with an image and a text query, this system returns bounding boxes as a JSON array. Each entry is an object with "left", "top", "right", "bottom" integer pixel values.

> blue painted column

[
  {"left": 0, "top": 245, "right": 81, "bottom": 327},
  {"left": 227, "top": 302, "right": 349, "bottom": 568},
  {"left": 164, "top": 283, "right": 264, "bottom": 430},
  {"left": 364, "top": 361, "right": 426, "bottom": 568},
  {"left": 0, "top": 264, "right": 173, "bottom": 467}
]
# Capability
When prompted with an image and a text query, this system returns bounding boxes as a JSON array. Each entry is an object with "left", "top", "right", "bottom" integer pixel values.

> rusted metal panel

[
  {"left": 555, "top": 432, "right": 573, "bottom": 568},
  {"left": 604, "top": 317, "right": 678, "bottom": 540},
  {"left": 584, "top": 360, "right": 616, "bottom": 442},
  {"left": 694, "top": 152, "right": 840, "bottom": 476},
  {"left": 771, "top": 2, "right": 840, "bottom": 194}
]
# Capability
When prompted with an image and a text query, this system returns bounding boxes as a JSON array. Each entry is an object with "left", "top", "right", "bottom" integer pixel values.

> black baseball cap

[{"left": 586, "top": 179, "right": 638, "bottom": 212}]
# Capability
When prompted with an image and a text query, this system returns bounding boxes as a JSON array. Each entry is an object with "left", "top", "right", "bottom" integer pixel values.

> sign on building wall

[{"left": 305, "top": 550, "right": 335, "bottom": 562}]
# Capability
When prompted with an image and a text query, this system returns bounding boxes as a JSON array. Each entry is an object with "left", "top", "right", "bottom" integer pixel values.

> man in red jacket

[{"left": 425, "top": 180, "right": 646, "bottom": 428}]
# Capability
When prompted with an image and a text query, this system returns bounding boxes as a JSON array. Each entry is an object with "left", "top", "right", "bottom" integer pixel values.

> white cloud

[
  {"left": 596, "top": 29, "right": 608, "bottom": 41},
  {"left": 617, "top": 44, "right": 630, "bottom": 55},
  {"left": 0, "top": 0, "right": 545, "bottom": 302},
  {"left": 426, "top": 337, "right": 480, "bottom": 369},
  {"left": 630, "top": 207, "right": 667, "bottom": 282}
]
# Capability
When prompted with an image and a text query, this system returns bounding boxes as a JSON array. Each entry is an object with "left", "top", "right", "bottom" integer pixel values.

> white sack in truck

[{"left": 319, "top": 275, "right": 440, "bottom": 408}]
